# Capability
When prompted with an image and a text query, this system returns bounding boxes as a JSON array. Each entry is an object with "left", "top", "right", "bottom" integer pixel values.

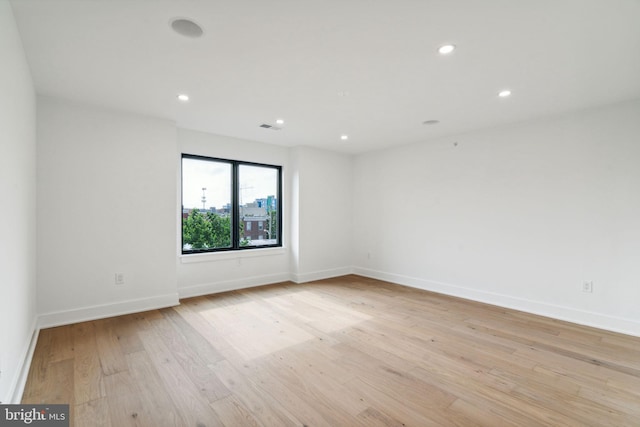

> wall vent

[{"left": 259, "top": 124, "right": 282, "bottom": 130}]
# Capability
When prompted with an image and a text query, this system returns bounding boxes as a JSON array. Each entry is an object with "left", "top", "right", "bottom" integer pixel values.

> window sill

[{"left": 180, "top": 246, "right": 287, "bottom": 264}]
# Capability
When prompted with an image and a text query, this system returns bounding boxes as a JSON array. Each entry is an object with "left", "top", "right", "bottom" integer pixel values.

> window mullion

[
  {"left": 277, "top": 167, "right": 283, "bottom": 245},
  {"left": 181, "top": 153, "right": 281, "bottom": 254},
  {"left": 232, "top": 161, "right": 240, "bottom": 249}
]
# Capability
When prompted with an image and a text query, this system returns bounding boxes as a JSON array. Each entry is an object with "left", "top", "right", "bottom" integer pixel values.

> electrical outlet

[
  {"left": 582, "top": 281, "right": 594, "bottom": 293},
  {"left": 115, "top": 273, "right": 125, "bottom": 285}
]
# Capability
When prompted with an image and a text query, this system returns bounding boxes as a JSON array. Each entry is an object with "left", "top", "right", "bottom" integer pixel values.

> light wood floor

[{"left": 23, "top": 275, "right": 640, "bottom": 426}]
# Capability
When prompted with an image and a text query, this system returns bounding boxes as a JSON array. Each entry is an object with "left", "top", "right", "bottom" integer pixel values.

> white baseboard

[
  {"left": 178, "top": 272, "right": 291, "bottom": 299},
  {"left": 290, "top": 266, "right": 353, "bottom": 284},
  {"left": 178, "top": 266, "right": 353, "bottom": 298},
  {"left": 353, "top": 267, "right": 640, "bottom": 338},
  {"left": 3, "top": 316, "right": 39, "bottom": 404},
  {"left": 38, "top": 293, "right": 180, "bottom": 329}
]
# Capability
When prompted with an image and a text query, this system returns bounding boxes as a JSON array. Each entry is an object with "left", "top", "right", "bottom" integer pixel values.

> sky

[{"left": 182, "top": 158, "right": 278, "bottom": 210}]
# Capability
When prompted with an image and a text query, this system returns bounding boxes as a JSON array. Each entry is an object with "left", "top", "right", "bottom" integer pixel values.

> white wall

[
  {"left": 177, "top": 132, "right": 354, "bottom": 294},
  {"left": 177, "top": 128, "right": 291, "bottom": 297},
  {"left": 0, "top": 1, "right": 37, "bottom": 403},
  {"left": 37, "top": 97, "right": 179, "bottom": 327},
  {"left": 290, "top": 146, "right": 353, "bottom": 282},
  {"left": 353, "top": 100, "right": 640, "bottom": 336}
]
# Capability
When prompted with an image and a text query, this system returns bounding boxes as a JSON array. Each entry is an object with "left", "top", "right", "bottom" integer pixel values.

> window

[{"left": 181, "top": 154, "right": 282, "bottom": 253}]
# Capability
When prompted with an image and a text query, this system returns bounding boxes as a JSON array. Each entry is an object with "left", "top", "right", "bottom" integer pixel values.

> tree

[
  {"left": 266, "top": 210, "right": 278, "bottom": 241},
  {"left": 206, "top": 212, "right": 231, "bottom": 247},
  {"left": 183, "top": 209, "right": 231, "bottom": 249},
  {"left": 183, "top": 209, "right": 272, "bottom": 250},
  {"left": 239, "top": 219, "right": 249, "bottom": 246},
  {"left": 183, "top": 209, "right": 212, "bottom": 249}
]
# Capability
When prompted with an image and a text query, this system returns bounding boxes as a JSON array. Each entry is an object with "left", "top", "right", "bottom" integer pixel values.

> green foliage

[
  {"left": 267, "top": 210, "right": 278, "bottom": 240},
  {"left": 182, "top": 207, "right": 278, "bottom": 250},
  {"left": 182, "top": 209, "right": 231, "bottom": 250},
  {"left": 239, "top": 219, "right": 249, "bottom": 246}
]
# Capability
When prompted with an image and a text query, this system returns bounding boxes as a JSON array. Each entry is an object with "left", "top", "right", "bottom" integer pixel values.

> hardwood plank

[
  {"left": 199, "top": 297, "right": 316, "bottom": 360},
  {"left": 465, "top": 317, "right": 640, "bottom": 374},
  {"left": 171, "top": 301, "right": 238, "bottom": 358},
  {"left": 343, "top": 377, "right": 443, "bottom": 426},
  {"left": 22, "top": 276, "right": 640, "bottom": 426},
  {"left": 47, "top": 325, "right": 75, "bottom": 363},
  {"left": 161, "top": 307, "right": 225, "bottom": 364},
  {"left": 109, "top": 314, "right": 145, "bottom": 354},
  {"left": 491, "top": 368, "right": 630, "bottom": 426},
  {"left": 23, "top": 358, "right": 74, "bottom": 405},
  {"left": 335, "top": 344, "right": 467, "bottom": 426},
  {"left": 606, "top": 373, "right": 640, "bottom": 398},
  {"left": 21, "top": 329, "right": 53, "bottom": 403},
  {"left": 248, "top": 368, "right": 355, "bottom": 427},
  {"left": 210, "top": 395, "right": 262, "bottom": 427},
  {"left": 150, "top": 312, "right": 231, "bottom": 403},
  {"left": 447, "top": 398, "right": 522, "bottom": 427},
  {"left": 258, "top": 350, "right": 369, "bottom": 424},
  {"left": 171, "top": 301, "right": 264, "bottom": 375},
  {"left": 137, "top": 328, "right": 225, "bottom": 427},
  {"left": 103, "top": 370, "right": 149, "bottom": 427},
  {"left": 72, "top": 322, "right": 104, "bottom": 405},
  {"left": 209, "top": 359, "right": 302, "bottom": 426},
  {"left": 94, "top": 318, "right": 128, "bottom": 376},
  {"left": 75, "top": 397, "right": 112, "bottom": 427},
  {"left": 409, "top": 365, "right": 584, "bottom": 426},
  {"left": 125, "top": 351, "right": 185, "bottom": 426},
  {"left": 356, "top": 407, "right": 407, "bottom": 427}
]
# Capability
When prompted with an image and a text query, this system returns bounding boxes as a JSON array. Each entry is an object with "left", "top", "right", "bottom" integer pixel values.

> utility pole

[{"left": 239, "top": 185, "right": 253, "bottom": 207}]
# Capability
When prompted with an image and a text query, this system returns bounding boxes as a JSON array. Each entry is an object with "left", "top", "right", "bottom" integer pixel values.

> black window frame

[{"left": 181, "top": 153, "right": 283, "bottom": 254}]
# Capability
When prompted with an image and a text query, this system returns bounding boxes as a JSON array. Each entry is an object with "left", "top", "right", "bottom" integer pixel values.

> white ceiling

[{"left": 10, "top": 0, "right": 640, "bottom": 153}]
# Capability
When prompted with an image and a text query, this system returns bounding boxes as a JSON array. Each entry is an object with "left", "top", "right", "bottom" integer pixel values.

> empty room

[{"left": 2, "top": 0, "right": 639, "bottom": 425}]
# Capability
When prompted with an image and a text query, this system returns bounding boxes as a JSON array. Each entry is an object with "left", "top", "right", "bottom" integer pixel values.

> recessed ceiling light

[
  {"left": 275, "top": 119, "right": 284, "bottom": 125},
  {"left": 177, "top": 94, "right": 189, "bottom": 102},
  {"left": 341, "top": 135, "right": 349, "bottom": 141},
  {"left": 498, "top": 90, "right": 512, "bottom": 98},
  {"left": 422, "top": 120, "right": 440, "bottom": 125},
  {"left": 170, "top": 18, "right": 204, "bottom": 38},
  {"left": 438, "top": 44, "right": 456, "bottom": 55}
]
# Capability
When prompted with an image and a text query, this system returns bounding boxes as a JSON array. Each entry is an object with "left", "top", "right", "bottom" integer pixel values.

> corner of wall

[
  {"left": 0, "top": 0, "right": 38, "bottom": 404},
  {"left": 3, "top": 316, "right": 38, "bottom": 404},
  {"left": 290, "top": 266, "right": 354, "bottom": 284}
]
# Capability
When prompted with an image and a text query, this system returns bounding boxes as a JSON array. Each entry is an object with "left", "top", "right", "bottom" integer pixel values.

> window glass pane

[
  {"left": 182, "top": 157, "right": 232, "bottom": 250},
  {"left": 181, "top": 155, "right": 281, "bottom": 254},
  {"left": 239, "top": 164, "right": 278, "bottom": 247}
]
